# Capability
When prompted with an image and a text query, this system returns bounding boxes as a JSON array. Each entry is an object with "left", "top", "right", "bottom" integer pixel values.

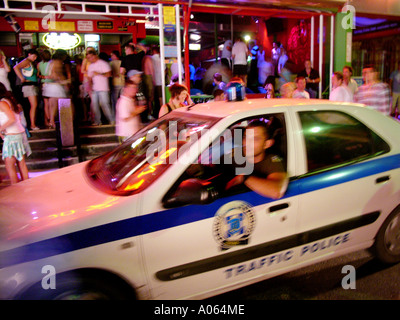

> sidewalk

[{"left": 0, "top": 168, "right": 58, "bottom": 190}]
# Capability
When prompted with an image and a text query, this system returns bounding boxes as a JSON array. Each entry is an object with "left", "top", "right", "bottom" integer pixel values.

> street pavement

[{"left": 211, "top": 250, "right": 400, "bottom": 300}]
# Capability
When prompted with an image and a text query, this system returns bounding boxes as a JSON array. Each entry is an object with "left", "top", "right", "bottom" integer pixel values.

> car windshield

[{"left": 86, "top": 113, "right": 221, "bottom": 195}]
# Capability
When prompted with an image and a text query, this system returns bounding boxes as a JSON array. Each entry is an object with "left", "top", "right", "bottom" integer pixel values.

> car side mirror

[{"left": 163, "top": 178, "right": 219, "bottom": 208}]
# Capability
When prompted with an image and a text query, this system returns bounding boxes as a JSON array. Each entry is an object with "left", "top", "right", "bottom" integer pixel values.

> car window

[
  {"left": 299, "top": 110, "right": 390, "bottom": 173},
  {"left": 86, "top": 113, "right": 221, "bottom": 196},
  {"left": 163, "top": 113, "right": 287, "bottom": 207}
]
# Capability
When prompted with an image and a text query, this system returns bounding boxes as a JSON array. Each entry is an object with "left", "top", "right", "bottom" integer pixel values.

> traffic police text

[{"left": 224, "top": 233, "right": 350, "bottom": 278}]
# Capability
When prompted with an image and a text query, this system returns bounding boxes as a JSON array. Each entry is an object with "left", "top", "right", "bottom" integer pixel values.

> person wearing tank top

[
  {"left": 37, "top": 50, "right": 52, "bottom": 127},
  {"left": 13, "top": 49, "right": 40, "bottom": 130},
  {"left": 158, "top": 83, "right": 194, "bottom": 118},
  {"left": 0, "top": 84, "right": 31, "bottom": 184}
]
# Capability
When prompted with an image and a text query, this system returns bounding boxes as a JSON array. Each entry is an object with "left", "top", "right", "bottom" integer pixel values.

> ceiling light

[{"left": 190, "top": 34, "right": 201, "bottom": 41}]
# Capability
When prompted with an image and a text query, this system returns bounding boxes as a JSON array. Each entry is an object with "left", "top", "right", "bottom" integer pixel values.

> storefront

[
  {"left": 0, "top": 15, "right": 146, "bottom": 58},
  {"left": 0, "top": 1, "right": 178, "bottom": 104},
  {"left": 352, "top": 18, "right": 400, "bottom": 81}
]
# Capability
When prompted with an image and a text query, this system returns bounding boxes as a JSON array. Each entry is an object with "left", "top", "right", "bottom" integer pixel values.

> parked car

[{"left": 1, "top": 98, "right": 400, "bottom": 300}]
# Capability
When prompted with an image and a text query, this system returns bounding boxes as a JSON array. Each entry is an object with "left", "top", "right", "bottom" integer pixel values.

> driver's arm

[{"left": 244, "top": 172, "right": 288, "bottom": 199}]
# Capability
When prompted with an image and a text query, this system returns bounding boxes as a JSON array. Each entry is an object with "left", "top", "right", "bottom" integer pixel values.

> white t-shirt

[
  {"left": 221, "top": 40, "right": 232, "bottom": 59},
  {"left": 232, "top": 41, "right": 248, "bottom": 65},
  {"left": 345, "top": 79, "right": 358, "bottom": 95},
  {"left": 88, "top": 59, "right": 111, "bottom": 92},
  {"left": 329, "top": 85, "right": 353, "bottom": 102},
  {"left": 152, "top": 54, "right": 162, "bottom": 86},
  {"left": 116, "top": 95, "right": 141, "bottom": 138},
  {"left": 292, "top": 89, "right": 310, "bottom": 99}
]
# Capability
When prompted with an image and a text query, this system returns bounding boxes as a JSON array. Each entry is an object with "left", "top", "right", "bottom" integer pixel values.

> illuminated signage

[
  {"left": 84, "top": 34, "right": 100, "bottom": 42},
  {"left": 97, "top": 21, "right": 113, "bottom": 29},
  {"left": 189, "top": 43, "right": 201, "bottom": 51},
  {"left": 43, "top": 32, "right": 81, "bottom": 50}
]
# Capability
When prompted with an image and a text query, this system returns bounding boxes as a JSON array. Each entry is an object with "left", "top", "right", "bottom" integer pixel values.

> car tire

[
  {"left": 19, "top": 271, "right": 136, "bottom": 300},
  {"left": 372, "top": 208, "right": 400, "bottom": 264}
]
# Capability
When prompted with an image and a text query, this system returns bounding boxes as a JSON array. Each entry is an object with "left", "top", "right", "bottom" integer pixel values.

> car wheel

[
  {"left": 373, "top": 208, "right": 400, "bottom": 264},
  {"left": 19, "top": 271, "right": 136, "bottom": 300}
]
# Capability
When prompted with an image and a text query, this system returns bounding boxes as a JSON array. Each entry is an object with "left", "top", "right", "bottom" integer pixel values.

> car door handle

[
  {"left": 376, "top": 176, "right": 390, "bottom": 184},
  {"left": 268, "top": 203, "right": 289, "bottom": 213}
]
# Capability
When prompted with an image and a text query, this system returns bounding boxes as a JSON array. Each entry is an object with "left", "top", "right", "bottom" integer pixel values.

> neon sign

[{"left": 43, "top": 32, "right": 81, "bottom": 50}]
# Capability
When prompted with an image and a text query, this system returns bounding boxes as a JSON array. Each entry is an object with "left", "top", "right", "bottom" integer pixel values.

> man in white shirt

[
  {"left": 116, "top": 79, "right": 146, "bottom": 142},
  {"left": 329, "top": 71, "right": 353, "bottom": 102},
  {"left": 231, "top": 36, "right": 249, "bottom": 84},
  {"left": 87, "top": 51, "right": 114, "bottom": 125},
  {"left": 221, "top": 39, "right": 232, "bottom": 69},
  {"left": 292, "top": 76, "right": 310, "bottom": 99},
  {"left": 343, "top": 66, "right": 358, "bottom": 96}
]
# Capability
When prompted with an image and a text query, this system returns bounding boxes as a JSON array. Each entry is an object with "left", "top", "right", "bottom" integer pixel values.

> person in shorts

[
  {"left": 231, "top": 37, "right": 249, "bottom": 85},
  {"left": 13, "top": 49, "right": 39, "bottom": 130}
]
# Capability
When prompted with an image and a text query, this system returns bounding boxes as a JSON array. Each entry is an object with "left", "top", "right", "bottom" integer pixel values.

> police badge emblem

[{"left": 213, "top": 201, "right": 256, "bottom": 251}]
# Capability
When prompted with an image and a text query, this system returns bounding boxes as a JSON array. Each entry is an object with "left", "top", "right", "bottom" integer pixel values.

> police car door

[
  {"left": 140, "top": 112, "right": 299, "bottom": 299},
  {"left": 293, "top": 109, "right": 391, "bottom": 264}
]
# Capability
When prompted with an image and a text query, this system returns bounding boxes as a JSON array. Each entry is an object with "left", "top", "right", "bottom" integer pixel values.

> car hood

[{"left": 0, "top": 162, "right": 126, "bottom": 249}]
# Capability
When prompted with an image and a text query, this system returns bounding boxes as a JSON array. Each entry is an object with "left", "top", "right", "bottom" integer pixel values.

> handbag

[{"left": 22, "top": 64, "right": 34, "bottom": 78}]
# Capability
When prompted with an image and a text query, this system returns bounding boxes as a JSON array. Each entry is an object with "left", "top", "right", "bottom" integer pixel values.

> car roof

[{"left": 173, "top": 98, "right": 364, "bottom": 118}]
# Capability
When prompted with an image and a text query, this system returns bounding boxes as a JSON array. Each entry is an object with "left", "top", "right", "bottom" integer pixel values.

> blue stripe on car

[{"left": 1, "top": 153, "right": 399, "bottom": 268}]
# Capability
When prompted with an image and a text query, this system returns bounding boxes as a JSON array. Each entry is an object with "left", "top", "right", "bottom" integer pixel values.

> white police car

[{"left": 1, "top": 98, "right": 400, "bottom": 300}]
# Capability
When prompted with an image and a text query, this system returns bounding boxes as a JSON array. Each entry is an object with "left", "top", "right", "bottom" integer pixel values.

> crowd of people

[
  {"left": 0, "top": 36, "right": 399, "bottom": 184},
  {"left": 217, "top": 36, "right": 398, "bottom": 118}
]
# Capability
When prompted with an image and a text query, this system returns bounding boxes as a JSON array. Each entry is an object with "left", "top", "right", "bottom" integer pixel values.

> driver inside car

[
  {"left": 164, "top": 120, "right": 289, "bottom": 207},
  {"left": 224, "top": 120, "right": 288, "bottom": 199}
]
